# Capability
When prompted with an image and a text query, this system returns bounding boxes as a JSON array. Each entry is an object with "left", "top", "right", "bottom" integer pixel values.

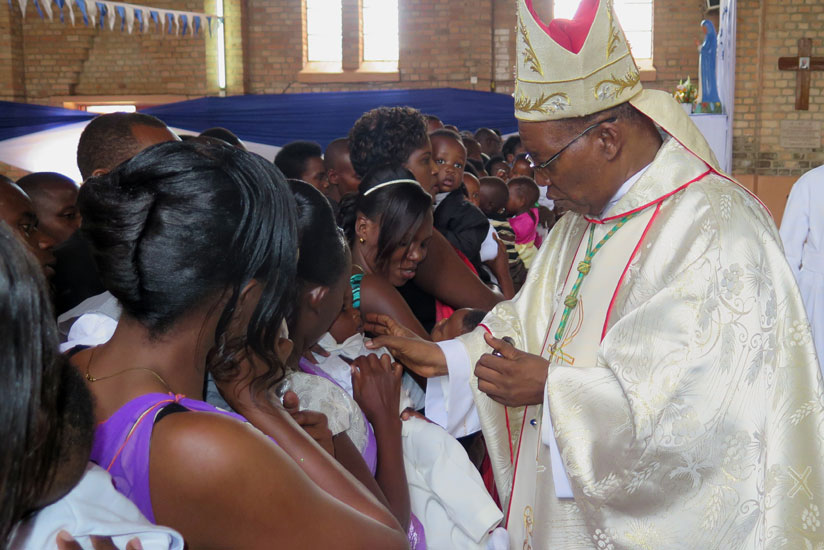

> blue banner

[{"left": 116, "top": 5, "right": 125, "bottom": 31}]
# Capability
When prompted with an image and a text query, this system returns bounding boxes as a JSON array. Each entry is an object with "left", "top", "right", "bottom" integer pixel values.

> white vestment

[
  {"left": 780, "top": 164, "right": 824, "bottom": 375},
  {"left": 440, "top": 138, "right": 824, "bottom": 549}
]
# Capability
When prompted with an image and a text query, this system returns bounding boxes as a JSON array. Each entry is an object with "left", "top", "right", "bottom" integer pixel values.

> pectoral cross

[{"left": 778, "top": 38, "right": 824, "bottom": 111}]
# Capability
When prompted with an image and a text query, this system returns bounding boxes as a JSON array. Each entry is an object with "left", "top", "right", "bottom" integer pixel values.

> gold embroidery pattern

[
  {"left": 519, "top": 16, "right": 543, "bottom": 76},
  {"left": 522, "top": 505, "right": 534, "bottom": 550},
  {"left": 605, "top": 0, "right": 622, "bottom": 59},
  {"left": 515, "top": 91, "right": 570, "bottom": 115},
  {"left": 594, "top": 69, "right": 640, "bottom": 100}
]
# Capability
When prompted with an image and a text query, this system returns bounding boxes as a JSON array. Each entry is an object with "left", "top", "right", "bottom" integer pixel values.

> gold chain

[{"left": 84, "top": 346, "right": 174, "bottom": 393}]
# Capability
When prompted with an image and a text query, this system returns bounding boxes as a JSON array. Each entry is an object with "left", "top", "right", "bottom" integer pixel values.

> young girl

[
  {"left": 348, "top": 107, "right": 502, "bottom": 331},
  {"left": 339, "top": 165, "right": 435, "bottom": 339},
  {"left": 71, "top": 141, "right": 407, "bottom": 549}
]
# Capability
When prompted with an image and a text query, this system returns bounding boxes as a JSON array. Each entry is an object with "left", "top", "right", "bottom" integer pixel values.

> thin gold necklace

[{"left": 84, "top": 346, "right": 175, "bottom": 393}]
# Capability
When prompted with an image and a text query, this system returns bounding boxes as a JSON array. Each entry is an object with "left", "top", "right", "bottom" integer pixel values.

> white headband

[{"left": 362, "top": 179, "right": 421, "bottom": 196}]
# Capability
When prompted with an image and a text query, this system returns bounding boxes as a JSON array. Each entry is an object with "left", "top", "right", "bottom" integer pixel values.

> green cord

[{"left": 551, "top": 212, "right": 639, "bottom": 356}]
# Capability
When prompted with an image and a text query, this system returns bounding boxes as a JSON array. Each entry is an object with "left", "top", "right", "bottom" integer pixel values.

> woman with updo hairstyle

[
  {"left": 338, "top": 165, "right": 434, "bottom": 339},
  {"left": 348, "top": 107, "right": 501, "bottom": 334},
  {"left": 70, "top": 141, "right": 407, "bottom": 549}
]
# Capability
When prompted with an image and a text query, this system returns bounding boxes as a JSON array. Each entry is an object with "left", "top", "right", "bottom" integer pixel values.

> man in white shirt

[{"left": 780, "top": 164, "right": 824, "bottom": 375}]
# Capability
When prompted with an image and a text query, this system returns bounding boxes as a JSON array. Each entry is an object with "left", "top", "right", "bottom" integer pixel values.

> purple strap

[{"left": 91, "top": 393, "right": 248, "bottom": 523}]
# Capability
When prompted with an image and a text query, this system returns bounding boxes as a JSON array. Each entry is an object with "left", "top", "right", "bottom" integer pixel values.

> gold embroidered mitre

[{"left": 514, "top": 0, "right": 642, "bottom": 121}]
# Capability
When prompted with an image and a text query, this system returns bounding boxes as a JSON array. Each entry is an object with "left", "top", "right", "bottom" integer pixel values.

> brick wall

[
  {"left": 6, "top": 0, "right": 816, "bottom": 185},
  {"left": 1, "top": 0, "right": 220, "bottom": 104},
  {"left": 732, "top": 0, "right": 824, "bottom": 177}
]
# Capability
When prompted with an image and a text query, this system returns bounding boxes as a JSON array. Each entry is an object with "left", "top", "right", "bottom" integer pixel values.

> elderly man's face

[
  {"left": 519, "top": 118, "right": 617, "bottom": 216},
  {"left": 0, "top": 182, "right": 56, "bottom": 278}
]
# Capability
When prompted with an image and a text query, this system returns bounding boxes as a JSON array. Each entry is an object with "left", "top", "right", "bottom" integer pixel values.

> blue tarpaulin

[
  {"left": 142, "top": 88, "right": 518, "bottom": 148},
  {"left": 0, "top": 100, "right": 95, "bottom": 142}
]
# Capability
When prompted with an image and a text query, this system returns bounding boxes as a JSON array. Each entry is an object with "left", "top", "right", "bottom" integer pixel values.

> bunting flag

[{"left": 9, "top": 0, "right": 219, "bottom": 38}]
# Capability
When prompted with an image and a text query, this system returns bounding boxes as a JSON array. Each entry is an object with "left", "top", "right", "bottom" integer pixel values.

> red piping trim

[
  {"left": 479, "top": 322, "right": 514, "bottom": 461},
  {"left": 504, "top": 405, "right": 531, "bottom": 529},
  {"left": 585, "top": 169, "right": 710, "bottom": 225},
  {"left": 601, "top": 203, "right": 661, "bottom": 342}
]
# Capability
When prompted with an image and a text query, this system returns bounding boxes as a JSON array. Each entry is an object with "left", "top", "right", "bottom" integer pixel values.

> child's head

[
  {"left": 507, "top": 176, "right": 540, "bottom": 216},
  {"left": 328, "top": 285, "right": 363, "bottom": 343},
  {"left": 463, "top": 172, "right": 481, "bottom": 208},
  {"left": 431, "top": 308, "right": 487, "bottom": 342},
  {"left": 510, "top": 153, "right": 534, "bottom": 180},
  {"left": 485, "top": 155, "right": 510, "bottom": 181},
  {"left": 430, "top": 129, "right": 467, "bottom": 194},
  {"left": 478, "top": 176, "right": 509, "bottom": 218}
]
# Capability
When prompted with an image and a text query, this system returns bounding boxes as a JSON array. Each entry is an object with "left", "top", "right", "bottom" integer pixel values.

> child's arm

[{"left": 485, "top": 234, "right": 516, "bottom": 299}]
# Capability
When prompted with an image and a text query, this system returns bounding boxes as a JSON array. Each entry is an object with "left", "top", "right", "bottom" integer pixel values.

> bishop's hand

[
  {"left": 364, "top": 313, "right": 447, "bottom": 378},
  {"left": 476, "top": 332, "right": 549, "bottom": 407}
]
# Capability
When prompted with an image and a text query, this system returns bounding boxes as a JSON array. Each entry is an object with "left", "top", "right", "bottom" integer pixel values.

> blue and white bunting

[{"left": 9, "top": 0, "right": 220, "bottom": 38}]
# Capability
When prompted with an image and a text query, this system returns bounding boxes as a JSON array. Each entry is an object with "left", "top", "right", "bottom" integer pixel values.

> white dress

[{"left": 780, "top": 164, "right": 824, "bottom": 374}]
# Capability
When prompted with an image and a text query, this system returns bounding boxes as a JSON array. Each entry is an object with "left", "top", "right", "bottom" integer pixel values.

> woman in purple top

[
  {"left": 70, "top": 141, "right": 408, "bottom": 550},
  {"left": 287, "top": 180, "right": 424, "bottom": 548}
]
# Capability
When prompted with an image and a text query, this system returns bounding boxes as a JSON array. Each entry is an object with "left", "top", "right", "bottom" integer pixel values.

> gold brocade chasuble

[{"left": 458, "top": 138, "right": 824, "bottom": 549}]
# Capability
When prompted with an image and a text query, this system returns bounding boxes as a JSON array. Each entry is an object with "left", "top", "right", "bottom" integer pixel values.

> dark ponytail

[{"left": 78, "top": 140, "right": 298, "bottom": 389}]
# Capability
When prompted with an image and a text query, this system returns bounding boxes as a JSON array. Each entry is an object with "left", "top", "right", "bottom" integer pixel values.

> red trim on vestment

[
  {"left": 504, "top": 405, "right": 532, "bottom": 529},
  {"left": 584, "top": 169, "right": 711, "bottom": 225},
  {"left": 601, "top": 203, "right": 662, "bottom": 342}
]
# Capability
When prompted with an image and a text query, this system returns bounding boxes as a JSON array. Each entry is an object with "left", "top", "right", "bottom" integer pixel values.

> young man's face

[
  {"left": 0, "top": 182, "right": 56, "bottom": 278},
  {"left": 29, "top": 179, "right": 81, "bottom": 246},
  {"left": 431, "top": 136, "right": 467, "bottom": 194},
  {"left": 300, "top": 157, "right": 331, "bottom": 196},
  {"left": 328, "top": 151, "right": 361, "bottom": 199}
]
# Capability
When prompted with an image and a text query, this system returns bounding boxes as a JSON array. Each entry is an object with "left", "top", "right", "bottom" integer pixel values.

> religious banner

[{"left": 8, "top": 0, "right": 220, "bottom": 38}]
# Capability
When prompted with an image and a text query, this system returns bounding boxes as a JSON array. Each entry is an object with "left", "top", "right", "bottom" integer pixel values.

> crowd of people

[
  {"left": 3, "top": 0, "right": 824, "bottom": 548},
  {"left": 1, "top": 104, "right": 543, "bottom": 549}
]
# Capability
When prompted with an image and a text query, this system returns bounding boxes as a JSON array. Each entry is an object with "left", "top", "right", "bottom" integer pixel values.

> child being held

[
  {"left": 479, "top": 177, "right": 528, "bottom": 291},
  {"left": 313, "top": 286, "right": 425, "bottom": 408},
  {"left": 431, "top": 130, "right": 513, "bottom": 296},
  {"left": 507, "top": 176, "right": 542, "bottom": 269},
  {"left": 310, "top": 293, "right": 507, "bottom": 550}
]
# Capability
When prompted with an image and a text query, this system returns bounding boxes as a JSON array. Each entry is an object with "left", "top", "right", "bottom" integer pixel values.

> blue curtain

[
  {"left": 0, "top": 101, "right": 94, "bottom": 142},
  {"left": 142, "top": 88, "right": 518, "bottom": 148}
]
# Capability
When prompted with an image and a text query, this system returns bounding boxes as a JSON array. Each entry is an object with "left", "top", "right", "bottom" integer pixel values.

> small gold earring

[{"left": 358, "top": 237, "right": 365, "bottom": 244}]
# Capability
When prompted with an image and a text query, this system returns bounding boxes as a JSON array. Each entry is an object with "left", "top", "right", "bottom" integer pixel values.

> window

[
  {"left": 553, "top": 0, "right": 652, "bottom": 60},
  {"left": 362, "top": 0, "right": 399, "bottom": 63},
  {"left": 301, "top": 0, "right": 399, "bottom": 80},
  {"left": 305, "top": 0, "right": 343, "bottom": 66}
]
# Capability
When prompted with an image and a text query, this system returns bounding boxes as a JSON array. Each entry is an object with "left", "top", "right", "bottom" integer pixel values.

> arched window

[{"left": 553, "top": 0, "right": 653, "bottom": 60}]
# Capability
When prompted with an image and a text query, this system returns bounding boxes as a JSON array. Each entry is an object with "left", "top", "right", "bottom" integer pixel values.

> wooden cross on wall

[{"left": 778, "top": 38, "right": 824, "bottom": 110}]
